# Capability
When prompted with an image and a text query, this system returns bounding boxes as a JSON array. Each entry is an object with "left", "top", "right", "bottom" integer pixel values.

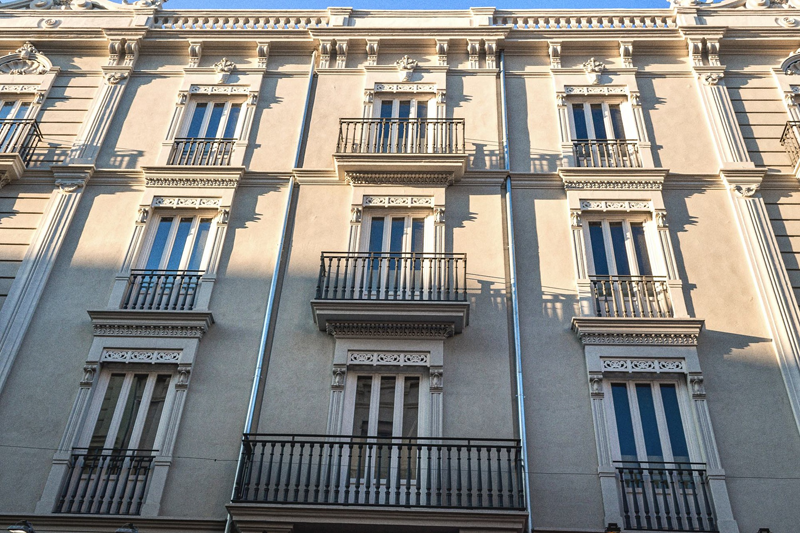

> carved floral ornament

[
  {"left": 0, "top": 42, "right": 51, "bottom": 75},
  {"left": 781, "top": 50, "right": 800, "bottom": 76},
  {"left": 582, "top": 57, "right": 605, "bottom": 85},
  {"left": 213, "top": 58, "right": 236, "bottom": 84},
  {"left": 395, "top": 55, "right": 418, "bottom": 82}
]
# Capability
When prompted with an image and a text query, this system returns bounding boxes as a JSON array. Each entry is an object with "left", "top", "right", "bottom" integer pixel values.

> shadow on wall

[
  {"left": 636, "top": 77, "right": 668, "bottom": 169},
  {"left": 243, "top": 77, "right": 283, "bottom": 168},
  {"left": 662, "top": 189, "right": 702, "bottom": 319},
  {"left": 108, "top": 149, "right": 144, "bottom": 169},
  {"left": 541, "top": 286, "right": 581, "bottom": 322},
  {"left": 472, "top": 275, "right": 507, "bottom": 312},
  {"left": 470, "top": 142, "right": 500, "bottom": 170},
  {"left": 505, "top": 75, "right": 561, "bottom": 173}
]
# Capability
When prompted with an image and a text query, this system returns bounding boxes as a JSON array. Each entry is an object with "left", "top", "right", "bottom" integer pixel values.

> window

[
  {"left": 84, "top": 371, "right": 173, "bottom": 452},
  {"left": 141, "top": 213, "right": 214, "bottom": 272},
  {"left": 182, "top": 100, "right": 242, "bottom": 140},
  {"left": 363, "top": 213, "right": 427, "bottom": 255},
  {"left": 585, "top": 218, "right": 654, "bottom": 277},
  {"left": 374, "top": 96, "right": 433, "bottom": 154},
  {"left": 570, "top": 101, "right": 642, "bottom": 167},
  {"left": 0, "top": 98, "right": 30, "bottom": 121},
  {"left": 607, "top": 380, "right": 692, "bottom": 464},
  {"left": 571, "top": 102, "right": 626, "bottom": 141}
]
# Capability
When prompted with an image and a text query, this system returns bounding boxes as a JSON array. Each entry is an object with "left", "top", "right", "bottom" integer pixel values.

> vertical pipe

[
  {"left": 500, "top": 49, "right": 533, "bottom": 533},
  {"left": 225, "top": 50, "right": 316, "bottom": 533}
]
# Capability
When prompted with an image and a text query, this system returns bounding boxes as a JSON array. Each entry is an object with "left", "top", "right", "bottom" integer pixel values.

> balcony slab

[
  {"left": 333, "top": 153, "right": 468, "bottom": 184},
  {"left": 141, "top": 165, "right": 245, "bottom": 188},
  {"left": 88, "top": 309, "right": 214, "bottom": 338},
  {"left": 228, "top": 503, "right": 527, "bottom": 533},
  {"left": 572, "top": 317, "right": 704, "bottom": 346},
  {"left": 559, "top": 167, "right": 669, "bottom": 188},
  {"left": 311, "top": 300, "right": 470, "bottom": 335},
  {"left": 0, "top": 152, "right": 25, "bottom": 184}
]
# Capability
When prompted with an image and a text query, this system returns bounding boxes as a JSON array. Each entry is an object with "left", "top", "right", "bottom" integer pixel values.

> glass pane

[
  {"left": 138, "top": 375, "right": 171, "bottom": 451},
  {"left": 609, "top": 222, "right": 631, "bottom": 276},
  {"left": 588, "top": 222, "right": 609, "bottom": 276},
  {"left": 222, "top": 104, "right": 241, "bottom": 138},
  {"left": 631, "top": 223, "right": 652, "bottom": 276},
  {"left": 591, "top": 104, "right": 607, "bottom": 139},
  {"left": 398, "top": 101, "right": 411, "bottom": 119},
  {"left": 572, "top": 104, "right": 588, "bottom": 139},
  {"left": 411, "top": 218, "right": 425, "bottom": 254},
  {"left": 636, "top": 384, "right": 664, "bottom": 462},
  {"left": 186, "top": 103, "right": 208, "bottom": 138},
  {"left": 377, "top": 376, "right": 396, "bottom": 438},
  {"left": 0, "top": 101, "right": 15, "bottom": 120},
  {"left": 113, "top": 374, "right": 148, "bottom": 450},
  {"left": 145, "top": 218, "right": 174, "bottom": 270},
  {"left": 204, "top": 103, "right": 225, "bottom": 138},
  {"left": 89, "top": 374, "right": 125, "bottom": 450},
  {"left": 389, "top": 218, "right": 404, "bottom": 254},
  {"left": 351, "top": 376, "right": 372, "bottom": 437},
  {"left": 14, "top": 103, "right": 29, "bottom": 120},
  {"left": 187, "top": 219, "right": 212, "bottom": 271},
  {"left": 165, "top": 218, "right": 193, "bottom": 270},
  {"left": 368, "top": 218, "right": 385, "bottom": 253},
  {"left": 612, "top": 384, "right": 638, "bottom": 462},
  {"left": 416, "top": 102, "right": 428, "bottom": 119},
  {"left": 402, "top": 378, "right": 419, "bottom": 439},
  {"left": 380, "top": 101, "right": 393, "bottom": 118},
  {"left": 660, "top": 384, "right": 690, "bottom": 463},
  {"left": 610, "top": 105, "right": 625, "bottom": 139}
]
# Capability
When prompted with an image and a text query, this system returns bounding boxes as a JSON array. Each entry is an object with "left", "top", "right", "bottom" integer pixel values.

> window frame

[
  {"left": 582, "top": 213, "right": 663, "bottom": 277},
  {"left": 568, "top": 99, "right": 634, "bottom": 142},
  {"left": 359, "top": 208, "right": 435, "bottom": 255},
  {"left": 180, "top": 97, "right": 245, "bottom": 140},
  {"left": 373, "top": 95, "right": 434, "bottom": 120},
  {"left": 0, "top": 98, "right": 32, "bottom": 121},
  {"left": 604, "top": 378, "right": 699, "bottom": 465},
  {"left": 136, "top": 210, "right": 218, "bottom": 273},
  {"left": 78, "top": 367, "right": 178, "bottom": 454}
]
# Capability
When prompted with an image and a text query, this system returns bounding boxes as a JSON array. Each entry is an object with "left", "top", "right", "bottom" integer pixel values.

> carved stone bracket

[
  {"left": 589, "top": 375, "right": 604, "bottom": 398},
  {"left": 548, "top": 41, "right": 562, "bottom": 69},
  {"left": 436, "top": 39, "right": 449, "bottom": 66},
  {"left": 467, "top": 40, "right": 481, "bottom": 69},
  {"left": 176, "top": 365, "right": 191, "bottom": 390},
  {"left": 80, "top": 364, "right": 97, "bottom": 387},
  {"left": 430, "top": 369, "right": 443, "bottom": 391},
  {"left": 690, "top": 375, "right": 706, "bottom": 399},
  {"left": 366, "top": 39, "right": 379, "bottom": 66},
  {"left": 701, "top": 72, "right": 724, "bottom": 86},
  {"left": 619, "top": 41, "right": 633, "bottom": 68},
  {"left": 188, "top": 41, "right": 202, "bottom": 68},
  {"left": 256, "top": 42, "right": 270, "bottom": 69},
  {"left": 335, "top": 40, "right": 348, "bottom": 69},
  {"left": 730, "top": 183, "right": 759, "bottom": 197},
  {"left": 55, "top": 179, "right": 86, "bottom": 193},
  {"left": 331, "top": 367, "right": 345, "bottom": 389}
]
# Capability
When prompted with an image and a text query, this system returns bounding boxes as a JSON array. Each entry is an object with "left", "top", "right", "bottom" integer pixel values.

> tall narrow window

[
  {"left": 571, "top": 102, "right": 627, "bottom": 140},
  {"left": 142, "top": 214, "right": 215, "bottom": 272},
  {"left": 585, "top": 218, "right": 659, "bottom": 277},
  {"left": 184, "top": 100, "right": 243, "bottom": 139}
]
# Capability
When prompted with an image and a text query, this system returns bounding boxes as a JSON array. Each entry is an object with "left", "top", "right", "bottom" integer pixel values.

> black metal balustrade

[
  {"left": 316, "top": 252, "right": 467, "bottom": 302},
  {"left": 0, "top": 119, "right": 42, "bottom": 166},
  {"left": 233, "top": 434, "right": 525, "bottom": 510},
  {"left": 781, "top": 121, "right": 800, "bottom": 168},
  {"left": 55, "top": 448, "right": 155, "bottom": 515},
  {"left": 337, "top": 118, "right": 466, "bottom": 155},
  {"left": 590, "top": 275, "right": 672, "bottom": 318},
  {"left": 573, "top": 139, "right": 642, "bottom": 168},
  {"left": 167, "top": 137, "right": 235, "bottom": 165},
  {"left": 616, "top": 462, "right": 716, "bottom": 532},
  {"left": 121, "top": 269, "right": 203, "bottom": 311}
]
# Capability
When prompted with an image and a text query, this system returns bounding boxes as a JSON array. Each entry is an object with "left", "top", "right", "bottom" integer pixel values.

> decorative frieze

[
  {"left": 345, "top": 172, "right": 453, "bottom": 185},
  {"left": 0, "top": 84, "right": 39, "bottom": 93},
  {"left": 347, "top": 351, "right": 429, "bottom": 366},
  {"left": 92, "top": 324, "right": 207, "bottom": 338},
  {"left": 152, "top": 197, "right": 222, "bottom": 208},
  {"left": 101, "top": 349, "right": 181, "bottom": 364},
  {"left": 325, "top": 322, "right": 455, "bottom": 339},
  {"left": 564, "top": 180, "right": 661, "bottom": 191},
  {"left": 564, "top": 86, "right": 627, "bottom": 96},
  {"left": 146, "top": 176, "right": 239, "bottom": 188},
  {"left": 579, "top": 200, "right": 653, "bottom": 211},
  {"left": 363, "top": 196, "right": 434, "bottom": 208},
  {"left": 578, "top": 332, "right": 699, "bottom": 346},
  {"left": 601, "top": 358, "right": 686, "bottom": 373},
  {"left": 190, "top": 85, "right": 249, "bottom": 95},
  {"left": 374, "top": 83, "right": 435, "bottom": 93}
]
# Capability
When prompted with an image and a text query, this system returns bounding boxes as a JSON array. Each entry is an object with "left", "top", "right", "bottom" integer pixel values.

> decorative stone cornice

[
  {"left": 325, "top": 322, "right": 455, "bottom": 339},
  {"left": 141, "top": 166, "right": 244, "bottom": 188},
  {"left": 559, "top": 168, "right": 668, "bottom": 191},
  {"left": 88, "top": 310, "right": 214, "bottom": 338},
  {"left": 571, "top": 317, "right": 704, "bottom": 346},
  {"left": 720, "top": 167, "right": 767, "bottom": 198},
  {"left": 345, "top": 171, "right": 454, "bottom": 186},
  {"left": 100, "top": 349, "right": 181, "bottom": 363},
  {"left": 564, "top": 180, "right": 662, "bottom": 191}
]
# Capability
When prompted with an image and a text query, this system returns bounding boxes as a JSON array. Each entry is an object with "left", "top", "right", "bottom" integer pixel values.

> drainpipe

[
  {"left": 500, "top": 49, "right": 533, "bottom": 533},
  {"left": 224, "top": 50, "right": 316, "bottom": 533}
]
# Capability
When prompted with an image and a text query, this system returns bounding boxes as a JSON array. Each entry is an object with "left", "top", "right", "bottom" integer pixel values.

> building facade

[{"left": 0, "top": 1, "right": 798, "bottom": 532}]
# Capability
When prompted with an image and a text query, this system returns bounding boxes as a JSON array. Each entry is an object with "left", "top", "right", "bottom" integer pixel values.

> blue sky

[{"left": 165, "top": 0, "right": 672, "bottom": 10}]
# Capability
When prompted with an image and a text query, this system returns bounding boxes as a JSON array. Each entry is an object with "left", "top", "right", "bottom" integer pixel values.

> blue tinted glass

[
  {"left": 398, "top": 101, "right": 411, "bottom": 119},
  {"left": 572, "top": 104, "right": 588, "bottom": 139},
  {"left": 165, "top": 218, "right": 192, "bottom": 270},
  {"left": 380, "top": 101, "right": 393, "bottom": 118},
  {"left": 390, "top": 218, "right": 404, "bottom": 253},
  {"left": 610, "top": 105, "right": 625, "bottom": 139},
  {"left": 589, "top": 222, "right": 609, "bottom": 276},
  {"left": 610, "top": 222, "right": 630, "bottom": 275},
  {"left": 186, "top": 103, "right": 207, "bottom": 138},
  {"left": 612, "top": 384, "right": 638, "bottom": 462},
  {"left": 591, "top": 104, "right": 607, "bottom": 139},
  {"left": 145, "top": 218, "right": 174, "bottom": 270},
  {"left": 417, "top": 102, "right": 428, "bottom": 119},
  {"left": 660, "top": 384, "right": 690, "bottom": 463},
  {"left": 369, "top": 218, "right": 385, "bottom": 253},
  {"left": 0, "top": 102, "right": 16, "bottom": 120},
  {"left": 636, "top": 384, "right": 664, "bottom": 462},
  {"left": 411, "top": 219, "right": 424, "bottom": 254},
  {"left": 205, "top": 103, "right": 225, "bottom": 138},
  {"left": 631, "top": 223, "right": 652, "bottom": 276},
  {"left": 222, "top": 105, "right": 241, "bottom": 138},
  {"left": 187, "top": 219, "right": 211, "bottom": 271}
]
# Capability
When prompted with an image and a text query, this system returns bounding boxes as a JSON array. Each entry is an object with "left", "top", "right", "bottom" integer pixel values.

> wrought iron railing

[
  {"left": 233, "top": 434, "right": 525, "bottom": 510},
  {"left": 616, "top": 462, "right": 716, "bottom": 532},
  {"left": 55, "top": 448, "right": 155, "bottom": 515},
  {"left": 780, "top": 121, "right": 800, "bottom": 168},
  {"left": 590, "top": 275, "right": 672, "bottom": 318},
  {"left": 121, "top": 269, "right": 203, "bottom": 311},
  {"left": 0, "top": 119, "right": 41, "bottom": 166},
  {"left": 167, "top": 137, "right": 235, "bottom": 166},
  {"left": 336, "top": 118, "right": 466, "bottom": 155},
  {"left": 316, "top": 252, "right": 467, "bottom": 302},
  {"left": 573, "top": 139, "right": 641, "bottom": 168}
]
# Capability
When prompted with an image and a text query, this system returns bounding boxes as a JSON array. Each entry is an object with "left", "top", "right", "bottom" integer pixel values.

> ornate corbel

[
  {"left": 467, "top": 40, "right": 481, "bottom": 69},
  {"left": 589, "top": 375, "right": 604, "bottom": 398},
  {"left": 366, "top": 39, "right": 379, "bottom": 66},
  {"left": 80, "top": 365, "right": 97, "bottom": 387},
  {"left": 335, "top": 40, "right": 348, "bottom": 69},
  {"left": 689, "top": 375, "right": 705, "bottom": 399},
  {"left": 217, "top": 208, "right": 230, "bottom": 225},
  {"left": 628, "top": 91, "right": 642, "bottom": 107},
  {"left": 570, "top": 210, "right": 582, "bottom": 228},
  {"left": 257, "top": 42, "right": 270, "bottom": 69},
  {"left": 619, "top": 40, "right": 633, "bottom": 68},
  {"left": 436, "top": 39, "right": 449, "bottom": 66},
  {"left": 583, "top": 58, "right": 605, "bottom": 85},
  {"left": 556, "top": 92, "right": 567, "bottom": 107},
  {"left": 136, "top": 206, "right": 150, "bottom": 224},
  {"left": 319, "top": 40, "right": 332, "bottom": 69},
  {"left": 104, "top": 71, "right": 129, "bottom": 86},
  {"left": 176, "top": 90, "right": 188, "bottom": 106},
  {"left": 331, "top": 367, "right": 346, "bottom": 389},
  {"left": 434, "top": 206, "right": 445, "bottom": 224},
  {"left": 350, "top": 206, "right": 362, "bottom": 223},
  {"left": 688, "top": 38, "right": 704, "bottom": 67},
  {"left": 176, "top": 365, "right": 192, "bottom": 390},
  {"left": 213, "top": 58, "right": 235, "bottom": 84},
  {"left": 123, "top": 38, "right": 140, "bottom": 67},
  {"left": 108, "top": 38, "right": 123, "bottom": 66},
  {"left": 55, "top": 179, "right": 86, "bottom": 193},
  {"left": 363, "top": 90, "right": 374, "bottom": 106},
  {"left": 188, "top": 41, "right": 203, "bottom": 68},
  {"left": 430, "top": 368, "right": 443, "bottom": 391},
  {"left": 730, "top": 183, "right": 759, "bottom": 197},
  {"left": 548, "top": 41, "right": 562, "bottom": 69},
  {"left": 484, "top": 40, "right": 497, "bottom": 69},
  {"left": 706, "top": 38, "right": 721, "bottom": 67},
  {"left": 655, "top": 210, "right": 668, "bottom": 228}
]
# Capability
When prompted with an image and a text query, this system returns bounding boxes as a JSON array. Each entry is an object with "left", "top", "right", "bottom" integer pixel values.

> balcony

[
  {"left": 0, "top": 118, "right": 42, "bottom": 181},
  {"left": 781, "top": 121, "right": 800, "bottom": 173},
  {"left": 573, "top": 139, "right": 642, "bottom": 168},
  {"left": 228, "top": 434, "right": 527, "bottom": 532},
  {"left": 121, "top": 269, "right": 203, "bottom": 312},
  {"left": 332, "top": 118, "right": 468, "bottom": 183},
  {"left": 590, "top": 275, "right": 673, "bottom": 318},
  {"left": 167, "top": 137, "right": 235, "bottom": 166},
  {"left": 310, "top": 252, "right": 470, "bottom": 334},
  {"left": 54, "top": 448, "right": 155, "bottom": 515},
  {"left": 616, "top": 462, "right": 716, "bottom": 532}
]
